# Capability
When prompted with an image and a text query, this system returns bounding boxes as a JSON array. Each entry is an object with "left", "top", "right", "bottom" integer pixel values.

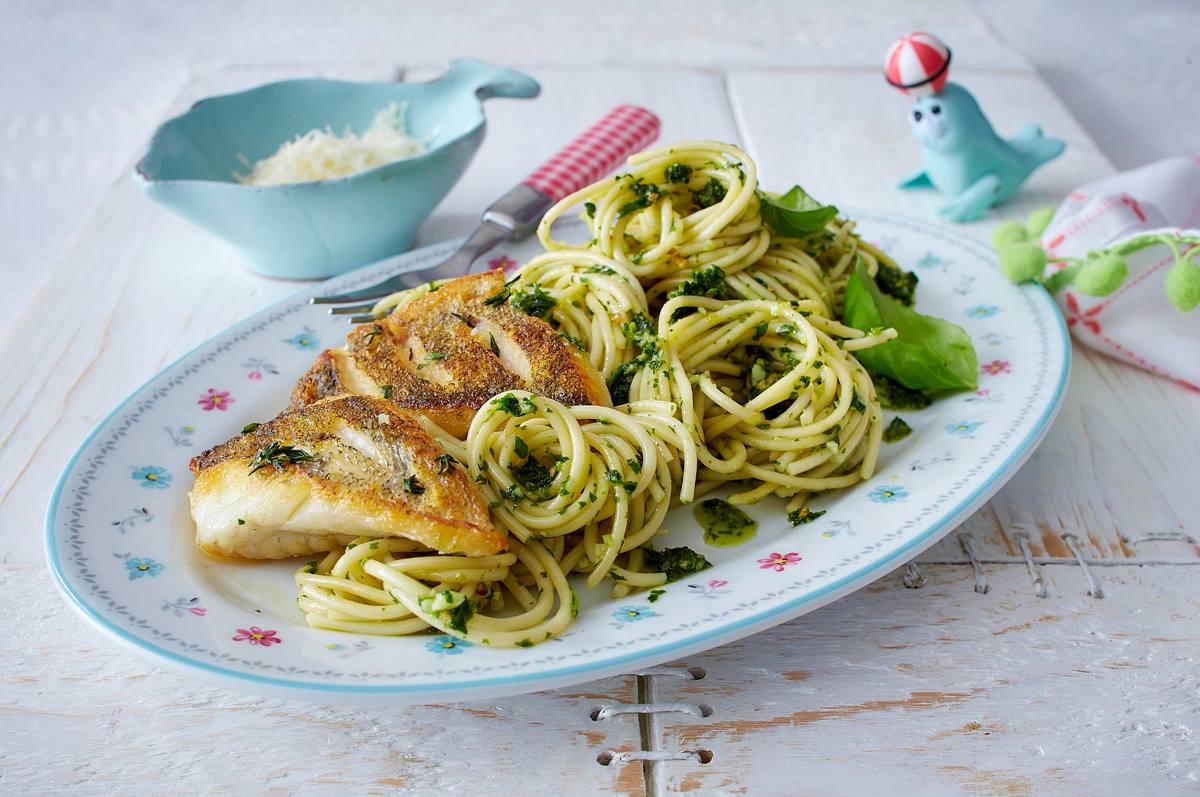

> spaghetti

[{"left": 302, "top": 140, "right": 904, "bottom": 647}]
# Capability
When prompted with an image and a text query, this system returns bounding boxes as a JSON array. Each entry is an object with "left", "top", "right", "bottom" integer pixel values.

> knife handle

[{"left": 521, "top": 105, "right": 661, "bottom": 202}]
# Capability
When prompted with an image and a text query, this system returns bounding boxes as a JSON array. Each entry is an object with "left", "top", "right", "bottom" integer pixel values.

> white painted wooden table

[{"left": 3, "top": 4, "right": 1198, "bottom": 795}]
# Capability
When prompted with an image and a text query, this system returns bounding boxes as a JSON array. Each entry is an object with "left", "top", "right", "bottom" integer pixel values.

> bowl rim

[{"left": 133, "top": 74, "right": 492, "bottom": 191}]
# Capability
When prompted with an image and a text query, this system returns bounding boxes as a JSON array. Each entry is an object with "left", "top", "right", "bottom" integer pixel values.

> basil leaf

[
  {"left": 759, "top": 186, "right": 839, "bottom": 236},
  {"left": 843, "top": 262, "right": 977, "bottom": 392}
]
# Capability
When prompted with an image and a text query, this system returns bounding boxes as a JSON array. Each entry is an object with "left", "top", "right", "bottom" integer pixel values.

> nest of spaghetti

[{"left": 297, "top": 141, "right": 915, "bottom": 648}]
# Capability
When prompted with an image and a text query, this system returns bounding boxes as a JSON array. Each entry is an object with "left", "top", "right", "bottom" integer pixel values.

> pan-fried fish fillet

[
  {"left": 291, "top": 270, "right": 610, "bottom": 437},
  {"left": 188, "top": 394, "right": 501, "bottom": 560}
]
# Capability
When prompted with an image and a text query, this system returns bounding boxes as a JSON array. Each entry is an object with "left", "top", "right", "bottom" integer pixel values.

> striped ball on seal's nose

[{"left": 885, "top": 32, "right": 951, "bottom": 96}]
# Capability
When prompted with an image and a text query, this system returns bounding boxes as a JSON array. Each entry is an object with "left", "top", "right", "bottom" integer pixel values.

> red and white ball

[{"left": 885, "top": 32, "right": 951, "bottom": 96}]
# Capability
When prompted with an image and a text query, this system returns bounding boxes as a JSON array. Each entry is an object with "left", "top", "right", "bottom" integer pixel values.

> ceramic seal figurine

[{"left": 886, "top": 32, "right": 1065, "bottom": 222}]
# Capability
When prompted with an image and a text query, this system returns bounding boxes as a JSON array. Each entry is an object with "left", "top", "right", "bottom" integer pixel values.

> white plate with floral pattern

[{"left": 46, "top": 211, "right": 1069, "bottom": 704}]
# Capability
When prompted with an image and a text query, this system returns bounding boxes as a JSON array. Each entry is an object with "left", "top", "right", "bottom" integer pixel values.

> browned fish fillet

[
  {"left": 291, "top": 270, "right": 610, "bottom": 436},
  {"left": 188, "top": 394, "right": 502, "bottom": 560}
]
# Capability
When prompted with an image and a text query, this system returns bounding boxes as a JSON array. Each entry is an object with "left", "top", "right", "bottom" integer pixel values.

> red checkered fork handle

[{"left": 522, "top": 105, "right": 661, "bottom": 202}]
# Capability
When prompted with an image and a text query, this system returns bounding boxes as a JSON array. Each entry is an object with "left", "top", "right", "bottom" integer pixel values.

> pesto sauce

[{"left": 694, "top": 499, "right": 757, "bottom": 547}]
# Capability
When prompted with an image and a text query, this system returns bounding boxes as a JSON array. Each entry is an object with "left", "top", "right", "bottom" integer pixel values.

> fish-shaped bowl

[{"left": 134, "top": 59, "right": 539, "bottom": 279}]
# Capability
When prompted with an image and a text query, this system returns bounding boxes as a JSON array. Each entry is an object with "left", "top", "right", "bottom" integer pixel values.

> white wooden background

[{"left": 2, "top": 3, "right": 1199, "bottom": 795}]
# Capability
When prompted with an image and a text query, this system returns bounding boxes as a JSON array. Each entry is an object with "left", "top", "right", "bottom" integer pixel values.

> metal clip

[
  {"left": 1012, "top": 530, "right": 1048, "bottom": 598},
  {"left": 1061, "top": 533, "right": 1104, "bottom": 599},
  {"left": 591, "top": 703, "right": 713, "bottom": 721},
  {"left": 593, "top": 665, "right": 715, "bottom": 793},
  {"left": 1124, "top": 531, "right": 1197, "bottom": 545},
  {"left": 902, "top": 561, "right": 926, "bottom": 588},
  {"left": 597, "top": 749, "right": 713, "bottom": 766},
  {"left": 957, "top": 532, "right": 990, "bottom": 594},
  {"left": 633, "top": 666, "right": 706, "bottom": 680}
]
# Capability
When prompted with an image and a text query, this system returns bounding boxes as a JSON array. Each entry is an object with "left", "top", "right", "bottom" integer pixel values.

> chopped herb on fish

[{"left": 249, "top": 441, "right": 316, "bottom": 475}]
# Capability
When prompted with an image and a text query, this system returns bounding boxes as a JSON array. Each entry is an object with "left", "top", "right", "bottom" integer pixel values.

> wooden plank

[
  {"left": 176, "top": 1, "right": 1026, "bottom": 74},
  {"left": 0, "top": 562, "right": 642, "bottom": 796},
  {"left": 727, "top": 69, "right": 1200, "bottom": 562},
  {"left": 653, "top": 563, "right": 1200, "bottom": 796},
  {"left": 938, "top": 344, "right": 1200, "bottom": 563}
]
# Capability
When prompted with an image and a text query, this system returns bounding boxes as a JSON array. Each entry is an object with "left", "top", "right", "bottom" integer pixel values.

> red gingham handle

[{"left": 522, "top": 105, "right": 661, "bottom": 202}]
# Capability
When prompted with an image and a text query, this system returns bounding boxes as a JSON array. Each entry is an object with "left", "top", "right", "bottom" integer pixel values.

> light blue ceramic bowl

[{"left": 134, "top": 59, "right": 539, "bottom": 279}]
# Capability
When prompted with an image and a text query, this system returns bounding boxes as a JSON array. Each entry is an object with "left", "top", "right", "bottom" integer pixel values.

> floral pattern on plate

[
  {"left": 198, "top": 388, "right": 234, "bottom": 411},
  {"left": 869, "top": 485, "right": 909, "bottom": 504},
  {"left": 131, "top": 465, "right": 171, "bottom": 489},
  {"left": 425, "top": 636, "right": 471, "bottom": 655},
  {"left": 757, "top": 552, "right": 802, "bottom": 572},
  {"left": 233, "top": 627, "right": 282, "bottom": 647},
  {"left": 164, "top": 425, "right": 195, "bottom": 447},
  {"left": 243, "top": 357, "right": 279, "bottom": 380},
  {"left": 162, "top": 597, "right": 207, "bottom": 617},
  {"left": 612, "top": 606, "right": 658, "bottom": 626},
  {"left": 116, "top": 554, "right": 164, "bottom": 580},
  {"left": 687, "top": 579, "right": 730, "bottom": 599},
  {"left": 946, "top": 421, "right": 984, "bottom": 438},
  {"left": 111, "top": 507, "right": 152, "bottom": 533},
  {"left": 283, "top": 327, "right": 320, "bottom": 351}
]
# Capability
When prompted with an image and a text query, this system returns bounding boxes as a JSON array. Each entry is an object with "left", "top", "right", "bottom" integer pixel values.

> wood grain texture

[
  {"left": 940, "top": 344, "right": 1200, "bottom": 563},
  {"left": 653, "top": 564, "right": 1200, "bottom": 796},
  {"left": 3, "top": 5, "right": 1198, "bottom": 794},
  {"left": 0, "top": 570, "right": 641, "bottom": 797}
]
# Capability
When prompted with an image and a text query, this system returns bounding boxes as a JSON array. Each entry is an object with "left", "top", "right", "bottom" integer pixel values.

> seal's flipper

[
  {"left": 1009, "top": 123, "right": 1044, "bottom": 143},
  {"left": 938, "top": 173, "right": 1002, "bottom": 223},
  {"left": 897, "top": 168, "right": 933, "bottom": 190},
  {"left": 1008, "top": 130, "right": 1066, "bottom": 170}
]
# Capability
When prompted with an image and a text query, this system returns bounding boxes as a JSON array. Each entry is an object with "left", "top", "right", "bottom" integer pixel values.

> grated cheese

[{"left": 237, "top": 104, "right": 425, "bottom": 186}]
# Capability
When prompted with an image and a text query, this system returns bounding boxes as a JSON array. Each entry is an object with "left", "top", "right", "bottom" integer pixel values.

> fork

[{"left": 312, "top": 104, "right": 661, "bottom": 322}]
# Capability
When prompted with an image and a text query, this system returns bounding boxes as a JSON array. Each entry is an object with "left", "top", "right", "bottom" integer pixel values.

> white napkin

[{"left": 1039, "top": 157, "right": 1200, "bottom": 390}]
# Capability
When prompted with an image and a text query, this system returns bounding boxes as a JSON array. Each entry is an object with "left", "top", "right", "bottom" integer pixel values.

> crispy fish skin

[
  {"left": 189, "top": 395, "right": 502, "bottom": 560},
  {"left": 289, "top": 349, "right": 342, "bottom": 409},
  {"left": 290, "top": 270, "right": 610, "bottom": 436}
]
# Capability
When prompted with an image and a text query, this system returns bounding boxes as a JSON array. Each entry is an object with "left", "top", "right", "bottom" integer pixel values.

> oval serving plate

[{"left": 46, "top": 211, "right": 1069, "bottom": 704}]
